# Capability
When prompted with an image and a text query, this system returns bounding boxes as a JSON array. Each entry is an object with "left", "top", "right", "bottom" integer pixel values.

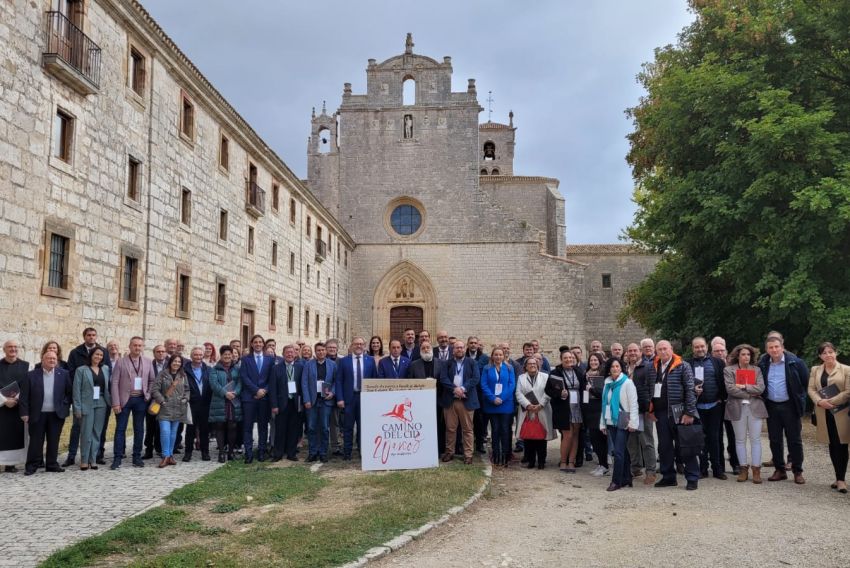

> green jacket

[
  {"left": 209, "top": 363, "right": 242, "bottom": 422},
  {"left": 151, "top": 370, "right": 189, "bottom": 422},
  {"left": 73, "top": 365, "right": 112, "bottom": 416}
]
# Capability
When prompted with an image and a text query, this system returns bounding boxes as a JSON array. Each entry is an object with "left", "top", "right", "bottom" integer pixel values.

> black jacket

[
  {"left": 685, "top": 356, "right": 727, "bottom": 405},
  {"left": 545, "top": 365, "right": 587, "bottom": 428},
  {"left": 629, "top": 359, "right": 656, "bottom": 413},
  {"left": 68, "top": 343, "right": 112, "bottom": 378}
]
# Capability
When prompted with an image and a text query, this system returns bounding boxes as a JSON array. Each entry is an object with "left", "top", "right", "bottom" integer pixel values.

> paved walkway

[
  {"left": 374, "top": 423, "right": 847, "bottom": 568},
  {"left": 0, "top": 446, "right": 221, "bottom": 568}
]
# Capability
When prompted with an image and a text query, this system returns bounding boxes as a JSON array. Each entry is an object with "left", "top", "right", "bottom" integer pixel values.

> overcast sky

[{"left": 142, "top": 0, "right": 694, "bottom": 244}]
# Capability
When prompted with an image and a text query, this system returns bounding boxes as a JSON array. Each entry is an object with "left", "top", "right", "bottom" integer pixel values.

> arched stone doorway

[{"left": 372, "top": 260, "right": 437, "bottom": 342}]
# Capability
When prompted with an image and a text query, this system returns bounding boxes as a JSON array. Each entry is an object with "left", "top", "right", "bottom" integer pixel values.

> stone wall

[
  {"left": 566, "top": 245, "right": 660, "bottom": 351},
  {"left": 0, "top": 0, "right": 352, "bottom": 363}
]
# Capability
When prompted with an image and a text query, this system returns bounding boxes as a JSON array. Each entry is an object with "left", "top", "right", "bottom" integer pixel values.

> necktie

[
  {"left": 393, "top": 358, "right": 399, "bottom": 373},
  {"left": 356, "top": 356, "right": 362, "bottom": 391},
  {"left": 256, "top": 355, "right": 262, "bottom": 373}
]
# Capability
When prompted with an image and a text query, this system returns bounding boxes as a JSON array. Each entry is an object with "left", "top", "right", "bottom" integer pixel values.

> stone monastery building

[{"left": 0, "top": 1, "right": 656, "bottom": 363}]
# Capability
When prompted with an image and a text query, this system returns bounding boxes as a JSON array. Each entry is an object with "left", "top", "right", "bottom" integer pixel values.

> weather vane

[{"left": 486, "top": 91, "right": 495, "bottom": 122}]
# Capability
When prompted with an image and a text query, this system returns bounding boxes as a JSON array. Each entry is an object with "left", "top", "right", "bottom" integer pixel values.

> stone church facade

[
  {"left": 306, "top": 36, "right": 657, "bottom": 356},
  {"left": 0, "top": 2, "right": 655, "bottom": 363}
]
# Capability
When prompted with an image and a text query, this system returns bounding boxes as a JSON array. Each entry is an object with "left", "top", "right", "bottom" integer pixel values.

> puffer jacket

[
  {"left": 653, "top": 354, "right": 698, "bottom": 419},
  {"left": 209, "top": 363, "right": 242, "bottom": 423}
]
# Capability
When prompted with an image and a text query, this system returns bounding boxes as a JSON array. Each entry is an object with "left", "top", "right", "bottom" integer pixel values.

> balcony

[
  {"left": 315, "top": 239, "right": 327, "bottom": 262},
  {"left": 43, "top": 11, "right": 101, "bottom": 95},
  {"left": 245, "top": 181, "right": 266, "bottom": 218}
]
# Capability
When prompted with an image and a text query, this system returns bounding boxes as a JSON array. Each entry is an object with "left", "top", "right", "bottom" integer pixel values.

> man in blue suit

[
  {"left": 301, "top": 342, "right": 337, "bottom": 462},
  {"left": 20, "top": 351, "right": 72, "bottom": 475},
  {"left": 240, "top": 334, "right": 275, "bottom": 463},
  {"left": 337, "top": 336, "right": 377, "bottom": 460},
  {"left": 269, "top": 345, "right": 303, "bottom": 462},
  {"left": 377, "top": 340, "right": 411, "bottom": 379},
  {"left": 439, "top": 340, "right": 481, "bottom": 465}
]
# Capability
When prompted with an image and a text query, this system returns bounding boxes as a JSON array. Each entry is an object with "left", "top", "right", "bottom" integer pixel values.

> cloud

[{"left": 142, "top": 0, "right": 694, "bottom": 243}]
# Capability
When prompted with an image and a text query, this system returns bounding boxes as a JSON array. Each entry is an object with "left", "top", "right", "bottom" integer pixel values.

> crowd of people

[{"left": 1, "top": 327, "right": 848, "bottom": 494}]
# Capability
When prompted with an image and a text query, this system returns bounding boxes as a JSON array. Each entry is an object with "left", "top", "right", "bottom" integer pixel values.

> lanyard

[{"left": 129, "top": 356, "right": 142, "bottom": 377}]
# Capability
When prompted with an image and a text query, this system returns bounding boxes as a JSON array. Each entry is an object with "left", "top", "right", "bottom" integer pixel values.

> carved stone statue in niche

[
  {"left": 403, "top": 114, "right": 413, "bottom": 139},
  {"left": 395, "top": 277, "right": 415, "bottom": 299}
]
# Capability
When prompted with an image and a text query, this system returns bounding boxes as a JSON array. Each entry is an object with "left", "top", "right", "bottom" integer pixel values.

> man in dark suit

[
  {"left": 20, "top": 351, "right": 71, "bottom": 475},
  {"left": 401, "top": 328, "right": 420, "bottom": 362},
  {"left": 183, "top": 346, "right": 213, "bottom": 462},
  {"left": 63, "top": 327, "right": 111, "bottom": 467},
  {"left": 270, "top": 345, "right": 303, "bottom": 461},
  {"left": 408, "top": 340, "right": 445, "bottom": 459},
  {"left": 240, "top": 334, "right": 275, "bottom": 463},
  {"left": 466, "top": 336, "right": 490, "bottom": 455},
  {"left": 378, "top": 340, "right": 411, "bottom": 379},
  {"left": 337, "top": 336, "right": 378, "bottom": 460},
  {"left": 439, "top": 340, "right": 481, "bottom": 464}
]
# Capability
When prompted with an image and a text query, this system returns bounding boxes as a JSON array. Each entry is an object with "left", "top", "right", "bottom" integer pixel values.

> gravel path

[{"left": 374, "top": 423, "right": 845, "bottom": 568}]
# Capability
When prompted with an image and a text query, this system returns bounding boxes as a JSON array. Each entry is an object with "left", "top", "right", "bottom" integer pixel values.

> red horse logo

[{"left": 383, "top": 398, "right": 413, "bottom": 423}]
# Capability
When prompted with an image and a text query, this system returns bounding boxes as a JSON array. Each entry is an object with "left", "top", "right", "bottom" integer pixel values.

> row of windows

[{"left": 42, "top": 225, "right": 346, "bottom": 321}]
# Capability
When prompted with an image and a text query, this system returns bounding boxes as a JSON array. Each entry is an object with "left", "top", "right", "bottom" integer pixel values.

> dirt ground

[{"left": 373, "top": 423, "right": 846, "bottom": 568}]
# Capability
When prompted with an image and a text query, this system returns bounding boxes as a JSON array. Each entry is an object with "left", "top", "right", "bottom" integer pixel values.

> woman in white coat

[
  {"left": 600, "top": 359, "right": 639, "bottom": 491},
  {"left": 515, "top": 356, "right": 555, "bottom": 469}
]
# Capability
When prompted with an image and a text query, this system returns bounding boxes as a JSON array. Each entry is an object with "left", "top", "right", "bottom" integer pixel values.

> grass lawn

[{"left": 40, "top": 460, "right": 487, "bottom": 568}]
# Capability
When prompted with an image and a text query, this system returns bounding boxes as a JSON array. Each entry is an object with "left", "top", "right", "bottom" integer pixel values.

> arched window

[
  {"left": 491, "top": 168, "right": 499, "bottom": 175},
  {"left": 402, "top": 76, "right": 415, "bottom": 106},
  {"left": 480, "top": 168, "right": 488, "bottom": 175},
  {"left": 317, "top": 127, "right": 331, "bottom": 154},
  {"left": 483, "top": 141, "right": 495, "bottom": 161}
]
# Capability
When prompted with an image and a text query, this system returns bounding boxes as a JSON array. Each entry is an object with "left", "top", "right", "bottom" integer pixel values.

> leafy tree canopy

[{"left": 622, "top": 0, "right": 850, "bottom": 359}]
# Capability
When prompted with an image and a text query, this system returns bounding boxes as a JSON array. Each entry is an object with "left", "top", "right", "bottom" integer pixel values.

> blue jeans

[
  {"left": 487, "top": 412, "right": 512, "bottom": 462},
  {"left": 113, "top": 395, "right": 146, "bottom": 463},
  {"left": 306, "top": 402, "right": 332, "bottom": 458},
  {"left": 159, "top": 420, "right": 180, "bottom": 458},
  {"left": 607, "top": 426, "right": 632, "bottom": 486},
  {"left": 242, "top": 398, "right": 271, "bottom": 456},
  {"left": 342, "top": 393, "right": 361, "bottom": 457}
]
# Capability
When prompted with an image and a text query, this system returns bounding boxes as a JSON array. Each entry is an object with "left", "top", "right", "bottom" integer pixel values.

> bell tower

[{"left": 306, "top": 100, "right": 340, "bottom": 216}]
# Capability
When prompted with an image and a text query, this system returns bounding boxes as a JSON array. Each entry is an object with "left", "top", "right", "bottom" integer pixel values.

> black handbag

[{"left": 676, "top": 422, "right": 704, "bottom": 459}]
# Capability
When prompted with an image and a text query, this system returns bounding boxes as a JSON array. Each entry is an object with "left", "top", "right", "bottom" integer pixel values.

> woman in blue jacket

[{"left": 480, "top": 347, "right": 516, "bottom": 467}]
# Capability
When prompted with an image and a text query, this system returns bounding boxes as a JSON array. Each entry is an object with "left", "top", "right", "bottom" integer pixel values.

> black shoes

[
  {"left": 307, "top": 455, "right": 318, "bottom": 463},
  {"left": 45, "top": 466, "right": 65, "bottom": 473},
  {"left": 686, "top": 481, "right": 698, "bottom": 490},
  {"left": 654, "top": 478, "right": 678, "bottom": 488},
  {"left": 201, "top": 454, "right": 211, "bottom": 462},
  {"left": 132, "top": 459, "right": 145, "bottom": 468},
  {"left": 110, "top": 461, "right": 121, "bottom": 470},
  {"left": 218, "top": 454, "right": 227, "bottom": 463},
  {"left": 61, "top": 458, "right": 75, "bottom": 468},
  {"left": 182, "top": 454, "right": 192, "bottom": 463}
]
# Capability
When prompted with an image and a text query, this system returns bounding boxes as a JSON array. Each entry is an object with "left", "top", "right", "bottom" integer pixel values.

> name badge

[
  {"left": 695, "top": 367, "right": 704, "bottom": 381},
  {"left": 287, "top": 380, "right": 296, "bottom": 394},
  {"left": 582, "top": 390, "right": 590, "bottom": 404},
  {"left": 93, "top": 386, "right": 101, "bottom": 400},
  {"left": 494, "top": 383, "right": 503, "bottom": 396},
  {"left": 654, "top": 383, "right": 662, "bottom": 398},
  {"left": 569, "top": 390, "right": 579, "bottom": 404},
  {"left": 742, "top": 399, "right": 750, "bottom": 405},
  {"left": 134, "top": 377, "right": 143, "bottom": 390},
  {"left": 317, "top": 381, "right": 325, "bottom": 395}
]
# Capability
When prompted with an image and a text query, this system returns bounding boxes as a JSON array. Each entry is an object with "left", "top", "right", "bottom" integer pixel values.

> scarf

[{"left": 601, "top": 373, "right": 628, "bottom": 425}]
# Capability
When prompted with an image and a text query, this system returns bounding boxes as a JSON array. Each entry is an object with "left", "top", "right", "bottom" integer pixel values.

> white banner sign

[{"left": 360, "top": 378, "right": 438, "bottom": 471}]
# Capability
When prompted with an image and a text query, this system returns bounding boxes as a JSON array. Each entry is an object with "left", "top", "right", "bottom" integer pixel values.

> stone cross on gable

[{"left": 405, "top": 33, "right": 414, "bottom": 54}]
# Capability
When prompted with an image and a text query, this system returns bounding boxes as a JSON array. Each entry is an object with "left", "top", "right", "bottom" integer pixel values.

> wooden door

[
  {"left": 389, "top": 306, "right": 423, "bottom": 343},
  {"left": 241, "top": 308, "right": 254, "bottom": 350}
]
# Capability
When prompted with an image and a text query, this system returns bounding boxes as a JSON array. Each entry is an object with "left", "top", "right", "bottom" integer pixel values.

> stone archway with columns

[{"left": 372, "top": 260, "right": 438, "bottom": 341}]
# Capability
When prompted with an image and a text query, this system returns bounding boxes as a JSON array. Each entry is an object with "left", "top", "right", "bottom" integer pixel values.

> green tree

[{"left": 622, "top": 0, "right": 850, "bottom": 359}]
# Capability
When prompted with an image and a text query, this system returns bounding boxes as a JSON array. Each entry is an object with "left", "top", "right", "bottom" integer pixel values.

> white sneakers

[{"left": 591, "top": 465, "right": 609, "bottom": 477}]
